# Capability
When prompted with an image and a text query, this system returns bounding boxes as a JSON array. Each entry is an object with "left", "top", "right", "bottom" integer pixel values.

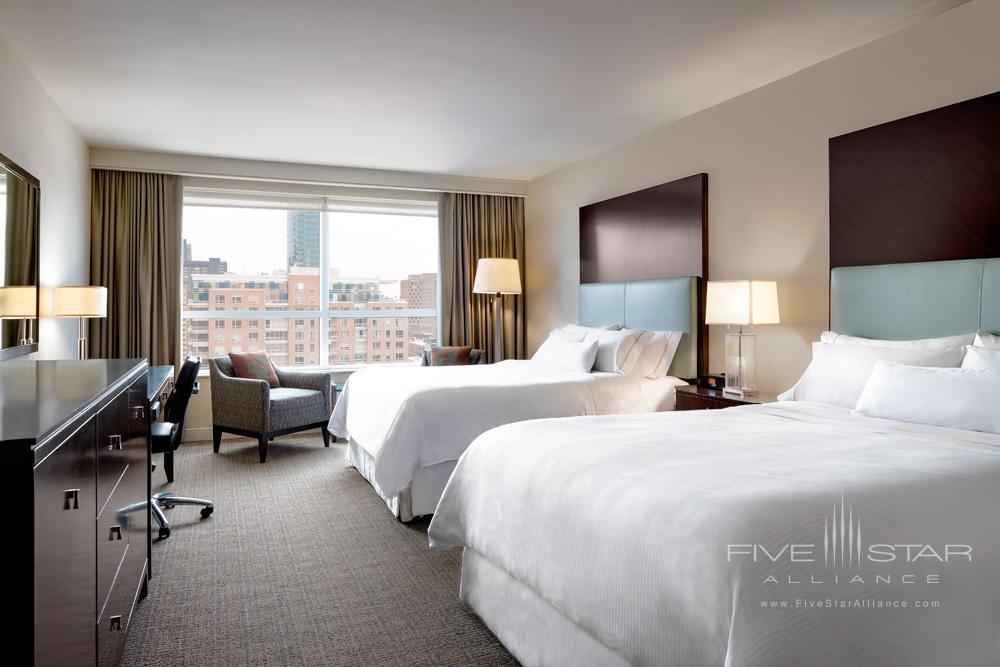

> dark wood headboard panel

[
  {"left": 829, "top": 90, "right": 1000, "bottom": 269},
  {"left": 579, "top": 173, "right": 708, "bottom": 374},
  {"left": 580, "top": 173, "right": 707, "bottom": 282}
]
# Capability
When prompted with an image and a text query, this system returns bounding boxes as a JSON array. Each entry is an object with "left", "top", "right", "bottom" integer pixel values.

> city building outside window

[{"left": 182, "top": 198, "right": 438, "bottom": 367}]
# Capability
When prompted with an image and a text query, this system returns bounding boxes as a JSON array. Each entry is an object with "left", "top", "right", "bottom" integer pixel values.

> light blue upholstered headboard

[
  {"left": 579, "top": 277, "right": 700, "bottom": 379},
  {"left": 830, "top": 258, "right": 1000, "bottom": 339}
]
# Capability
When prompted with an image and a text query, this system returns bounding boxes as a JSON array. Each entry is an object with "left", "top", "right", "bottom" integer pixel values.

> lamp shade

[
  {"left": 705, "top": 280, "right": 779, "bottom": 326},
  {"left": 54, "top": 286, "right": 108, "bottom": 318},
  {"left": 472, "top": 258, "right": 522, "bottom": 295},
  {"left": 0, "top": 286, "right": 37, "bottom": 318}
]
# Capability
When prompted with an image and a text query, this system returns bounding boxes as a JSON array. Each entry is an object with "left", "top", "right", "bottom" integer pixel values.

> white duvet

[
  {"left": 328, "top": 360, "right": 684, "bottom": 497},
  {"left": 429, "top": 402, "right": 1000, "bottom": 666}
]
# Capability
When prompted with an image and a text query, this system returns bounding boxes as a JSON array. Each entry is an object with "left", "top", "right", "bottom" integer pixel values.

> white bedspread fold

[
  {"left": 429, "top": 403, "right": 1000, "bottom": 666},
  {"left": 328, "top": 360, "right": 683, "bottom": 497}
]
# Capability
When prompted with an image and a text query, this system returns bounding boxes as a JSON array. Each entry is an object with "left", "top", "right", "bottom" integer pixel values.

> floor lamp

[
  {"left": 54, "top": 286, "right": 108, "bottom": 359},
  {"left": 472, "top": 258, "right": 522, "bottom": 362}
]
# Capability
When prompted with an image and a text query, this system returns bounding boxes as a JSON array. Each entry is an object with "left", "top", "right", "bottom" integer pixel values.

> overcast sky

[{"left": 183, "top": 206, "right": 437, "bottom": 279}]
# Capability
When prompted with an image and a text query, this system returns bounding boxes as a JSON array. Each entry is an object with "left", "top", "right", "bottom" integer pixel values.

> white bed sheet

[
  {"left": 429, "top": 403, "right": 1000, "bottom": 666},
  {"left": 328, "top": 360, "right": 684, "bottom": 498}
]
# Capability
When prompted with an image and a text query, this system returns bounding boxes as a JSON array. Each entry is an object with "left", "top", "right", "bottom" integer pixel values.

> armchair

[{"left": 210, "top": 356, "right": 333, "bottom": 463}]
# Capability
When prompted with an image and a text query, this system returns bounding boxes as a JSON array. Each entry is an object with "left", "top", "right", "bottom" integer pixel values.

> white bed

[
  {"left": 429, "top": 402, "right": 1000, "bottom": 666},
  {"left": 329, "top": 359, "right": 686, "bottom": 520}
]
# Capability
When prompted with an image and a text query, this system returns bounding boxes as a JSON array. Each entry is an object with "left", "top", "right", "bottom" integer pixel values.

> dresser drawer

[
  {"left": 34, "top": 416, "right": 98, "bottom": 667},
  {"left": 97, "top": 389, "right": 130, "bottom": 513},
  {"left": 96, "top": 469, "right": 130, "bottom": 615},
  {"left": 97, "top": 541, "right": 147, "bottom": 667}
]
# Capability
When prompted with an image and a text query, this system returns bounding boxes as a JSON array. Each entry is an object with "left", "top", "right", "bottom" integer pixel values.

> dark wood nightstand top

[{"left": 675, "top": 385, "right": 779, "bottom": 410}]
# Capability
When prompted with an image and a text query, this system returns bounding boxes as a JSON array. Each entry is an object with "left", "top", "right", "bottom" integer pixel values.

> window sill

[{"left": 195, "top": 361, "right": 418, "bottom": 377}]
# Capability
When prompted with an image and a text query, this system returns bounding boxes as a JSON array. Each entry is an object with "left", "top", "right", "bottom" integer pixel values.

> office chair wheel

[
  {"left": 200, "top": 506, "right": 214, "bottom": 519},
  {"left": 158, "top": 526, "right": 171, "bottom": 539}
]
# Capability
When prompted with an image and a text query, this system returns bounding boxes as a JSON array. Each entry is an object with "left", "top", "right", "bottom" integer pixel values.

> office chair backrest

[{"left": 164, "top": 357, "right": 200, "bottom": 441}]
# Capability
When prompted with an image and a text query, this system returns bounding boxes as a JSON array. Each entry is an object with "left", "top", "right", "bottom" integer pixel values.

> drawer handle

[
  {"left": 108, "top": 434, "right": 123, "bottom": 451},
  {"left": 109, "top": 615, "right": 122, "bottom": 632},
  {"left": 63, "top": 489, "right": 80, "bottom": 510},
  {"left": 109, "top": 525, "right": 123, "bottom": 541},
  {"left": 131, "top": 406, "right": 145, "bottom": 420}
]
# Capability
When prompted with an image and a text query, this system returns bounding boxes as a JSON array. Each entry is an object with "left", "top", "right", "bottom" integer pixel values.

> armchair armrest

[
  {"left": 275, "top": 368, "right": 331, "bottom": 398},
  {"left": 210, "top": 362, "right": 271, "bottom": 432}
]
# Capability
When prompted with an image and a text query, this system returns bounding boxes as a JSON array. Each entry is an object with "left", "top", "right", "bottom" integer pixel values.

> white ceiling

[{"left": 0, "top": 0, "right": 967, "bottom": 181}]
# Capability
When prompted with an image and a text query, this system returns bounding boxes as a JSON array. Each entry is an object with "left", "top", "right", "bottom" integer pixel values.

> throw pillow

[
  {"left": 229, "top": 351, "right": 280, "bottom": 387},
  {"left": 430, "top": 346, "right": 473, "bottom": 366}
]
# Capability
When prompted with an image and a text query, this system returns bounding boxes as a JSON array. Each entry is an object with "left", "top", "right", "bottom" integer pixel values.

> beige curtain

[
  {"left": 438, "top": 192, "right": 526, "bottom": 362},
  {"left": 89, "top": 169, "right": 183, "bottom": 366}
]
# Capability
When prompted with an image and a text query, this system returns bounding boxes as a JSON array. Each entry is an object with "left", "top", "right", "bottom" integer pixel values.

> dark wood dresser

[{"left": 0, "top": 359, "right": 151, "bottom": 666}]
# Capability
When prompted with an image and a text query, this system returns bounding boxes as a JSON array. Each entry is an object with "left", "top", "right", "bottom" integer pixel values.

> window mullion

[{"left": 319, "top": 201, "right": 330, "bottom": 366}]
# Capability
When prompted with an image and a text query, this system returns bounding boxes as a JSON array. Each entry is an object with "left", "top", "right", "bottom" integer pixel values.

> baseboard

[{"left": 182, "top": 426, "right": 244, "bottom": 443}]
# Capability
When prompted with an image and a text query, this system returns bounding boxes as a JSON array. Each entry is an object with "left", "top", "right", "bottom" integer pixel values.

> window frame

[{"left": 181, "top": 194, "right": 439, "bottom": 369}]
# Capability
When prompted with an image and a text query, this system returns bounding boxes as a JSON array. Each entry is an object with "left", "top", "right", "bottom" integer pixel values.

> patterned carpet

[{"left": 121, "top": 435, "right": 518, "bottom": 666}]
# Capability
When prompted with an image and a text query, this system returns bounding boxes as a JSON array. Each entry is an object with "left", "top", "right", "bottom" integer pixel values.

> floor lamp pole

[{"left": 492, "top": 292, "right": 503, "bottom": 363}]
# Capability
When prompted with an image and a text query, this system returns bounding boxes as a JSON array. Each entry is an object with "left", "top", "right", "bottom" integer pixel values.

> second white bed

[{"left": 328, "top": 359, "right": 685, "bottom": 520}]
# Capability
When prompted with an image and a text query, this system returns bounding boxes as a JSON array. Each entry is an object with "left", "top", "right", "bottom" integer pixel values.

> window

[{"left": 182, "top": 197, "right": 437, "bottom": 367}]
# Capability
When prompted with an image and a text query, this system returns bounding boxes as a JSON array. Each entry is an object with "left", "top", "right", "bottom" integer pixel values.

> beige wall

[
  {"left": 525, "top": 0, "right": 1000, "bottom": 393},
  {"left": 0, "top": 35, "right": 91, "bottom": 359}
]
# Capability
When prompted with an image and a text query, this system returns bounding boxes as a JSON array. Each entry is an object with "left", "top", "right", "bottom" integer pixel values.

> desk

[
  {"left": 147, "top": 365, "right": 174, "bottom": 416},
  {"left": 145, "top": 365, "right": 173, "bottom": 579}
]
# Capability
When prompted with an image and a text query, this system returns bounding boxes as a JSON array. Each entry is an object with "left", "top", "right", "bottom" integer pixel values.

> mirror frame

[{"left": 0, "top": 151, "right": 40, "bottom": 361}]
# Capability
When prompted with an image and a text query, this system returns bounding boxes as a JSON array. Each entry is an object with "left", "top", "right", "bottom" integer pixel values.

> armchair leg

[
  {"left": 212, "top": 426, "right": 222, "bottom": 453},
  {"left": 164, "top": 451, "right": 174, "bottom": 483},
  {"left": 321, "top": 427, "right": 330, "bottom": 447},
  {"left": 258, "top": 435, "right": 268, "bottom": 463}
]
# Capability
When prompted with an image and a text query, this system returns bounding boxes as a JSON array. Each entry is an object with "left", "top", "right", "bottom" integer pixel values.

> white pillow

[
  {"left": 650, "top": 331, "right": 684, "bottom": 378},
  {"left": 563, "top": 323, "right": 621, "bottom": 333},
  {"left": 547, "top": 328, "right": 586, "bottom": 342},
  {"left": 855, "top": 362, "right": 1000, "bottom": 434},
  {"left": 820, "top": 331, "right": 975, "bottom": 349},
  {"left": 531, "top": 337, "right": 599, "bottom": 373},
  {"left": 781, "top": 342, "right": 964, "bottom": 408},
  {"left": 618, "top": 331, "right": 671, "bottom": 377},
  {"left": 974, "top": 332, "right": 1000, "bottom": 349},
  {"left": 584, "top": 328, "right": 643, "bottom": 373},
  {"left": 962, "top": 345, "right": 1000, "bottom": 370}
]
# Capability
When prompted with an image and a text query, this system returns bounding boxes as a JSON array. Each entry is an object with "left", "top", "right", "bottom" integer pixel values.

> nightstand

[{"left": 674, "top": 385, "right": 779, "bottom": 411}]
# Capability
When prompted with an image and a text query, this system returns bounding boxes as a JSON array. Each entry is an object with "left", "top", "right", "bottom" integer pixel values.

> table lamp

[
  {"left": 472, "top": 258, "right": 522, "bottom": 362},
  {"left": 54, "top": 286, "right": 108, "bottom": 359},
  {"left": 0, "top": 286, "right": 37, "bottom": 345},
  {"left": 705, "top": 280, "right": 779, "bottom": 396}
]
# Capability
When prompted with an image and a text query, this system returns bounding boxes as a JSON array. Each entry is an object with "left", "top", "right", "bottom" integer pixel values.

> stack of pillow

[
  {"left": 780, "top": 330, "right": 1000, "bottom": 434},
  {"left": 530, "top": 323, "right": 683, "bottom": 378}
]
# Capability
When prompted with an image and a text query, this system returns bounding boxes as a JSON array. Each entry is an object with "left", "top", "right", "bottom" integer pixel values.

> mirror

[{"left": 0, "top": 152, "right": 40, "bottom": 360}]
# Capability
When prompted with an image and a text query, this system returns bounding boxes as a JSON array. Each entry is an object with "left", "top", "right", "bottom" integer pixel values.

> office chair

[{"left": 150, "top": 356, "right": 214, "bottom": 539}]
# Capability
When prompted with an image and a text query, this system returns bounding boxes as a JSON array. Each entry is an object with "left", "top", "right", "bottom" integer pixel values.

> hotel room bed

[
  {"left": 329, "top": 275, "right": 702, "bottom": 521},
  {"left": 329, "top": 359, "right": 686, "bottom": 520},
  {"left": 428, "top": 402, "right": 1000, "bottom": 667}
]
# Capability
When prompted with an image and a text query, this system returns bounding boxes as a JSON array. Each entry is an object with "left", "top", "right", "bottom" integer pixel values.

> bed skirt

[
  {"left": 459, "top": 548, "right": 628, "bottom": 667},
  {"left": 345, "top": 439, "right": 456, "bottom": 522}
]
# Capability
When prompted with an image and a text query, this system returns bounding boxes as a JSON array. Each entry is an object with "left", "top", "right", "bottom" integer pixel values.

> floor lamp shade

[
  {"left": 705, "top": 280, "right": 780, "bottom": 395},
  {"left": 54, "top": 286, "right": 108, "bottom": 359},
  {"left": 472, "top": 258, "right": 521, "bottom": 363},
  {"left": 472, "top": 258, "right": 522, "bottom": 295}
]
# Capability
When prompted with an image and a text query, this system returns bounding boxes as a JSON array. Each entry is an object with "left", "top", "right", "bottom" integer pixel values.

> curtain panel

[
  {"left": 89, "top": 169, "right": 183, "bottom": 367},
  {"left": 438, "top": 192, "right": 526, "bottom": 362}
]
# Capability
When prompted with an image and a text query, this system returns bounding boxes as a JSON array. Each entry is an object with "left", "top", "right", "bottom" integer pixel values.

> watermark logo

[
  {"left": 824, "top": 496, "right": 861, "bottom": 568},
  {"left": 726, "top": 495, "right": 971, "bottom": 589}
]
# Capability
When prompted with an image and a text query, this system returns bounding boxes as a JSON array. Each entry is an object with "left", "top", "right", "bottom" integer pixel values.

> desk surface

[
  {"left": 0, "top": 358, "right": 147, "bottom": 445},
  {"left": 147, "top": 365, "right": 174, "bottom": 403}
]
